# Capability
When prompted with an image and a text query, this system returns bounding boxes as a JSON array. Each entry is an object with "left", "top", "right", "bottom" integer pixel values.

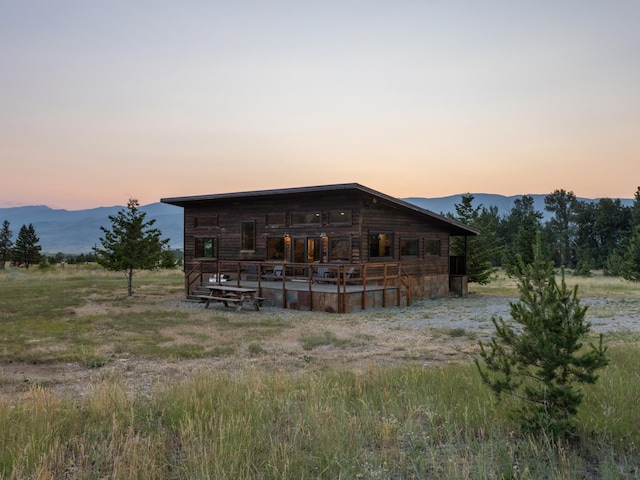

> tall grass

[
  {"left": 473, "top": 268, "right": 640, "bottom": 299},
  {"left": 0, "top": 355, "right": 638, "bottom": 479}
]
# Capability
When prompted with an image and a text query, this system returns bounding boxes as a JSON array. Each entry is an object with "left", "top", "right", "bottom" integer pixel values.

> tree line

[
  {"left": 450, "top": 186, "right": 640, "bottom": 283},
  {"left": 0, "top": 223, "right": 101, "bottom": 268}
]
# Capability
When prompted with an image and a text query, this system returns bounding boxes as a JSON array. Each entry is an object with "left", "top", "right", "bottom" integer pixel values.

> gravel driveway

[{"left": 384, "top": 294, "right": 640, "bottom": 335}]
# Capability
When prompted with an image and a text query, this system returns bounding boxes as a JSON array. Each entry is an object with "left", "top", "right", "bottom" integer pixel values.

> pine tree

[
  {"left": 476, "top": 234, "right": 608, "bottom": 438},
  {"left": 501, "top": 195, "right": 543, "bottom": 275},
  {"left": 621, "top": 226, "right": 640, "bottom": 282},
  {"left": 0, "top": 220, "right": 13, "bottom": 268},
  {"left": 94, "top": 198, "right": 170, "bottom": 297},
  {"left": 544, "top": 189, "right": 578, "bottom": 268},
  {"left": 631, "top": 186, "right": 640, "bottom": 227},
  {"left": 449, "top": 194, "right": 500, "bottom": 284},
  {"left": 620, "top": 187, "right": 640, "bottom": 281},
  {"left": 11, "top": 224, "right": 42, "bottom": 268},
  {"left": 159, "top": 248, "right": 178, "bottom": 269}
]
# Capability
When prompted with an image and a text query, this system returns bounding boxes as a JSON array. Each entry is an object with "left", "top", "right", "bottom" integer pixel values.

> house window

[
  {"left": 328, "top": 210, "right": 352, "bottom": 226},
  {"left": 400, "top": 238, "right": 419, "bottom": 257},
  {"left": 425, "top": 238, "right": 441, "bottom": 256},
  {"left": 195, "top": 216, "right": 218, "bottom": 227},
  {"left": 195, "top": 237, "right": 217, "bottom": 258},
  {"left": 369, "top": 232, "right": 393, "bottom": 258},
  {"left": 329, "top": 236, "right": 350, "bottom": 262},
  {"left": 241, "top": 221, "right": 255, "bottom": 251},
  {"left": 267, "top": 237, "right": 285, "bottom": 260},
  {"left": 291, "top": 211, "right": 321, "bottom": 226},
  {"left": 267, "top": 212, "right": 286, "bottom": 226}
]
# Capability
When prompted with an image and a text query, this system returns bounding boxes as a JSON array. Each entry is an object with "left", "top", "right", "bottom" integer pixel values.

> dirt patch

[{"left": 72, "top": 293, "right": 110, "bottom": 316}]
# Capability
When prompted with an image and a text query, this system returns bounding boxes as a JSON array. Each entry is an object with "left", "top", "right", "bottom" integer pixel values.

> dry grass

[{"left": 473, "top": 268, "right": 640, "bottom": 299}]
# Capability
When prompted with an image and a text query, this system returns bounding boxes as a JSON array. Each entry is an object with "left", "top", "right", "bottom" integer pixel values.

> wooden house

[{"left": 161, "top": 183, "right": 479, "bottom": 313}]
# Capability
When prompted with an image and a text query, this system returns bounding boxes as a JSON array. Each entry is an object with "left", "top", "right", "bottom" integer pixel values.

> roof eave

[{"left": 160, "top": 183, "right": 479, "bottom": 236}]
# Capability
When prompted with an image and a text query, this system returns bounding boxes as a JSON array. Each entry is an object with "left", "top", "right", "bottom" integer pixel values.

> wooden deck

[
  {"left": 187, "top": 261, "right": 410, "bottom": 313},
  {"left": 200, "top": 279, "right": 402, "bottom": 313}
]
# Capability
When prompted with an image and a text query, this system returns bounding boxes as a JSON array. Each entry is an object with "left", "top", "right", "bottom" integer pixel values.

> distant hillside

[
  {"left": 0, "top": 194, "right": 632, "bottom": 254},
  {"left": 0, "top": 203, "right": 183, "bottom": 254}
]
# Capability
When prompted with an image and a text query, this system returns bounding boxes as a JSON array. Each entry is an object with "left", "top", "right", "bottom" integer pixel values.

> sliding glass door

[{"left": 292, "top": 237, "right": 321, "bottom": 274}]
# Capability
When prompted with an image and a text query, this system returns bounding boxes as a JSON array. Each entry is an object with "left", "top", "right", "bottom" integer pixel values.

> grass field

[{"left": 1, "top": 265, "right": 639, "bottom": 479}]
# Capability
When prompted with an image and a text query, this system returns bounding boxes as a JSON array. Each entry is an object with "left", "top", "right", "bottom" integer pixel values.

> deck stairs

[{"left": 186, "top": 283, "right": 213, "bottom": 302}]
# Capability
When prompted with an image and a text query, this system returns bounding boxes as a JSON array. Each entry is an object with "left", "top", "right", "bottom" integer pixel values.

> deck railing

[{"left": 185, "top": 260, "right": 411, "bottom": 312}]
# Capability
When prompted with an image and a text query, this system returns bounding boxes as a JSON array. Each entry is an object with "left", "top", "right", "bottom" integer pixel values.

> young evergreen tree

[
  {"left": 594, "top": 198, "right": 632, "bottom": 270},
  {"left": 631, "top": 186, "right": 640, "bottom": 227},
  {"left": 501, "top": 195, "right": 543, "bottom": 276},
  {"left": 620, "top": 187, "right": 640, "bottom": 281},
  {"left": 476, "top": 234, "right": 608, "bottom": 438},
  {"left": 544, "top": 189, "right": 578, "bottom": 268},
  {"left": 621, "top": 226, "right": 640, "bottom": 282},
  {"left": 94, "top": 198, "right": 170, "bottom": 297},
  {"left": 0, "top": 220, "right": 13, "bottom": 268},
  {"left": 572, "top": 200, "right": 598, "bottom": 273},
  {"left": 449, "top": 194, "right": 500, "bottom": 284},
  {"left": 11, "top": 224, "right": 42, "bottom": 268},
  {"left": 159, "top": 247, "right": 178, "bottom": 269}
]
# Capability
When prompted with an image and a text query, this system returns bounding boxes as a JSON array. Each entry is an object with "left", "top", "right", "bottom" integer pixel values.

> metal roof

[{"left": 161, "top": 183, "right": 479, "bottom": 236}]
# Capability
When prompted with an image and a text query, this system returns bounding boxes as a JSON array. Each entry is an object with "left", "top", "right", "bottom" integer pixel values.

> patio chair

[
  {"left": 262, "top": 265, "right": 284, "bottom": 281},
  {"left": 315, "top": 266, "right": 329, "bottom": 283},
  {"left": 245, "top": 264, "right": 259, "bottom": 280},
  {"left": 342, "top": 267, "right": 356, "bottom": 283}
]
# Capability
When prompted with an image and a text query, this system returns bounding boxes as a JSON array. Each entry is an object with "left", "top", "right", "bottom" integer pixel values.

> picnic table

[{"left": 198, "top": 285, "right": 264, "bottom": 311}]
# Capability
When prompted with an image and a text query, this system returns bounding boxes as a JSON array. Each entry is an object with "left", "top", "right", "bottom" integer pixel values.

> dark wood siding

[
  {"left": 182, "top": 189, "right": 451, "bottom": 278},
  {"left": 184, "top": 191, "right": 363, "bottom": 268},
  {"left": 358, "top": 192, "right": 450, "bottom": 276}
]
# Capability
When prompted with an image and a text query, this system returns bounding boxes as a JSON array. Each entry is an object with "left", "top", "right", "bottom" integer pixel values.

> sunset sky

[{"left": 1, "top": 1, "right": 639, "bottom": 210}]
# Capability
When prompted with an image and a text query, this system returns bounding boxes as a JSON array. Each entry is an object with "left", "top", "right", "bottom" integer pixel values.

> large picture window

[
  {"left": 241, "top": 221, "right": 255, "bottom": 251},
  {"left": 267, "top": 237, "right": 285, "bottom": 260},
  {"left": 369, "top": 232, "right": 393, "bottom": 258},
  {"left": 291, "top": 211, "right": 321, "bottom": 226},
  {"left": 425, "top": 238, "right": 441, "bottom": 256},
  {"left": 266, "top": 212, "right": 286, "bottom": 226},
  {"left": 195, "top": 216, "right": 218, "bottom": 228},
  {"left": 195, "top": 237, "right": 217, "bottom": 258},
  {"left": 329, "top": 236, "right": 350, "bottom": 262},
  {"left": 400, "top": 238, "right": 419, "bottom": 257},
  {"left": 328, "top": 210, "right": 352, "bottom": 226}
]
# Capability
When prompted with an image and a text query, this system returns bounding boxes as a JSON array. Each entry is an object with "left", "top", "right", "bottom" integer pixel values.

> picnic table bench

[{"left": 199, "top": 285, "right": 264, "bottom": 311}]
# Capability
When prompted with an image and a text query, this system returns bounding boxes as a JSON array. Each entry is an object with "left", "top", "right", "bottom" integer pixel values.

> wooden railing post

[
  {"left": 182, "top": 259, "right": 413, "bottom": 311},
  {"left": 361, "top": 264, "right": 367, "bottom": 310}
]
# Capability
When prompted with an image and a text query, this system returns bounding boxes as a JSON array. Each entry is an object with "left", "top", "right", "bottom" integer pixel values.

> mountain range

[
  {"left": 0, "top": 203, "right": 184, "bottom": 254},
  {"left": 0, "top": 194, "right": 633, "bottom": 254}
]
